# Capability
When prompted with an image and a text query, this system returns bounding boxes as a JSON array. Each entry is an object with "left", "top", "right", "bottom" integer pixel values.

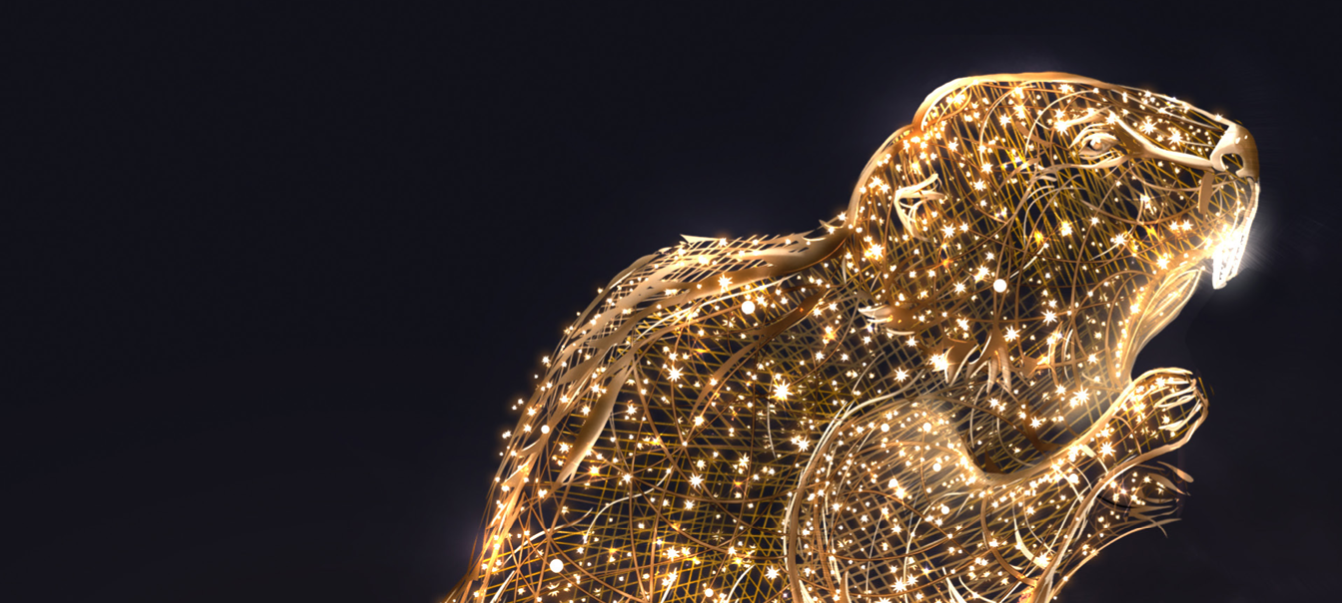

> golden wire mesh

[{"left": 449, "top": 72, "right": 1260, "bottom": 603}]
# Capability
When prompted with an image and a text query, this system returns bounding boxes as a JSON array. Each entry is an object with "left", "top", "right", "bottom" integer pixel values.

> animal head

[
  {"left": 842, "top": 73, "right": 1258, "bottom": 452},
  {"left": 850, "top": 73, "right": 1259, "bottom": 282}
]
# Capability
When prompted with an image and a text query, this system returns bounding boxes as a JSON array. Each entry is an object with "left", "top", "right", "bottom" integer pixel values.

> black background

[{"left": 8, "top": 5, "right": 1341, "bottom": 603}]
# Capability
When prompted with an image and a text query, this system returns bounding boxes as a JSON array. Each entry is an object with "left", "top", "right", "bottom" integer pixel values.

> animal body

[{"left": 450, "top": 72, "right": 1259, "bottom": 603}]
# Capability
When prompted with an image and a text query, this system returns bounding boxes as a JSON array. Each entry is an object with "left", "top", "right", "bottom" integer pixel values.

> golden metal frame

[{"left": 449, "top": 73, "right": 1259, "bottom": 603}]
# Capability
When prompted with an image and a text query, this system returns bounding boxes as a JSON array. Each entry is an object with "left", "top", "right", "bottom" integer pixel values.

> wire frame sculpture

[{"left": 449, "top": 72, "right": 1260, "bottom": 603}]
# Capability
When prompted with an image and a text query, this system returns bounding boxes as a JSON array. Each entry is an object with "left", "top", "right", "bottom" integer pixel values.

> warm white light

[{"left": 455, "top": 74, "right": 1255, "bottom": 603}]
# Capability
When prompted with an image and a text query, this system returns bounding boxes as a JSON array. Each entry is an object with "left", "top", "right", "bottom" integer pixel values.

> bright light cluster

[{"left": 448, "top": 73, "right": 1259, "bottom": 603}]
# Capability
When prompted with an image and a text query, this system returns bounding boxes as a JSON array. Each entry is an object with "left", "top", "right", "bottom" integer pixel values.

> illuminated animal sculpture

[{"left": 450, "top": 72, "right": 1259, "bottom": 603}]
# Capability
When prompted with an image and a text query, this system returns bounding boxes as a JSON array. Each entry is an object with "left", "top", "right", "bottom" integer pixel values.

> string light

[{"left": 448, "top": 72, "right": 1259, "bottom": 603}]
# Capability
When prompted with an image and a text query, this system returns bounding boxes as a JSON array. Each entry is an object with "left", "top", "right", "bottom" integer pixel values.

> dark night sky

[{"left": 7, "top": 5, "right": 1341, "bottom": 603}]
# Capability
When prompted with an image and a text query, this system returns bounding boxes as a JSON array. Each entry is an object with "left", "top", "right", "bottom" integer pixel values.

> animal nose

[{"left": 1210, "top": 122, "right": 1259, "bottom": 180}]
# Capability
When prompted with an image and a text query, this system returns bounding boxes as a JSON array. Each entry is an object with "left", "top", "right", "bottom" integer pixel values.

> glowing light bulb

[{"left": 993, "top": 279, "right": 1007, "bottom": 293}]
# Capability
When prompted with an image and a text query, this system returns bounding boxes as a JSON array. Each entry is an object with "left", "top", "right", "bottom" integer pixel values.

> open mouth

[{"left": 1211, "top": 180, "right": 1260, "bottom": 289}]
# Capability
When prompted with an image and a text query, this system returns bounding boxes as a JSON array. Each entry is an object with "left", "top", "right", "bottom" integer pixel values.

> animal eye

[{"left": 1080, "top": 133, "right": 1119, "bottom": 154}]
